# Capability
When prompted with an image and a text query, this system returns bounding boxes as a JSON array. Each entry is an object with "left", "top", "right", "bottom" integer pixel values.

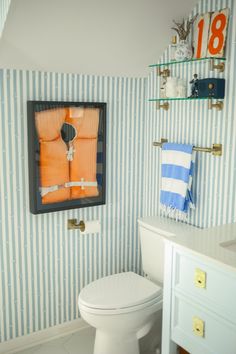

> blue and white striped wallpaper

[
  {"left": 0, "top": 70, "right": 146, "bottom": 342},
  {"left": 144, "top": 0, "right": 236, "bottom": 228},
  {"left": 0, "top": 0, "right": 11, "bottom": 37}
]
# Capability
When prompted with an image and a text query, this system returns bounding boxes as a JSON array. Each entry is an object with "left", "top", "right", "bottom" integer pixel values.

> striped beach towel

[{"left": 160, "top": 143, "right": 195, "bottom": 221}]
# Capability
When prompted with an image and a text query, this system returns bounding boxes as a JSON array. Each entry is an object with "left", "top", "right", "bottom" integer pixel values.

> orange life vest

[{"left": 35, "top": 107, "right": 99, "bottom": 204}]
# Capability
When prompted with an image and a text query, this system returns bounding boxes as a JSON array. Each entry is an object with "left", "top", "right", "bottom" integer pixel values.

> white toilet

[{"left": 78, "top": 218, "right": 166, "bottom": 354}]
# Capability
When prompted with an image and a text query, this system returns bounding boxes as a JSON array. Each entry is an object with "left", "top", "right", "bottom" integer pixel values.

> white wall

[{"left": 0, "top": 0, "right": 197, "bottom": 77}]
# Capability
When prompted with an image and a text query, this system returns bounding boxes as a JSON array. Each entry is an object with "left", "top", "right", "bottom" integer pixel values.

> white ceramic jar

[
  {"left": 177, "top": 79, "right": 187, "bottom": 98},
  {"left": 166, "top": 77, "right": 178, "bottom": 98},
  {"left": 174, "top": 40, "right": 192, "bottom": 61},
  {"left": 160, "top": 77, "right": 167, "bottom": 98}
]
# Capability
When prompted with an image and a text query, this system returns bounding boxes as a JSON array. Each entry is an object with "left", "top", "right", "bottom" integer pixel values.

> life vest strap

[
  {"left": 39, "top": 185, "right": 61, "bottom": 197},
  {"left": 66, "top": 146, "right": 76, "bottom": 161},
  {"left": 65, "top": 181, "right": 98, "bottom": 189},
  {"left": 40, "top": 180, "right": 98, "bottom": 196}
]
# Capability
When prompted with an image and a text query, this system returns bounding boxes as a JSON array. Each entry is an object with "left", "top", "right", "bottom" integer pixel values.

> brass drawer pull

[
  {"left": 194, "top": 268, "right": 206, "bottom": 289},
  {"left": 193, "top": 317, "right": 205, "bottom": 337}
]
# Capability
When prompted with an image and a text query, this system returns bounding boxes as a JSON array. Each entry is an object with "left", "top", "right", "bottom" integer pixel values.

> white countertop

[{"left": 138, "top": 216, "right": 236, "bottom": 273}]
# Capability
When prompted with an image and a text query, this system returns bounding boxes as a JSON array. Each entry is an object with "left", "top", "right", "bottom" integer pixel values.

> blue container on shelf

[{"left": 198, "top": 78, "right": 225, "bottom": 99}]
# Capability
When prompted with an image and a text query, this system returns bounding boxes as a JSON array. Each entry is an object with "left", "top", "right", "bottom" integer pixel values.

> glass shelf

[
  {"left": 148, "top": 97, "right": 210, "bottom": 102},
  {"left": 149, "top": 57, "right": 226, "bottom": 68},
  {"left": 149, "top": 96, "right": 224, "bottom": 110}
]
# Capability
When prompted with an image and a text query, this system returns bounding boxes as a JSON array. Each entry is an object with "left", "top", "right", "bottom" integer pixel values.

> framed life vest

[{"left": 27, "top": 100, "right": 106, "bottom": 214}]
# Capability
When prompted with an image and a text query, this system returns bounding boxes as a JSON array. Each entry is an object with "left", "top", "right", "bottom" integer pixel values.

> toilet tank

[{"left": 138, "top": 217, "right": 176, "bottom": 285}]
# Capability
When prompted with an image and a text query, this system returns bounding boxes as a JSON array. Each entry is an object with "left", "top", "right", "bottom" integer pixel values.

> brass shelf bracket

[
  {"left": 68, "top": 219, "right": 86, "bottom": 231},
  {"left": 156, "top": 101, "right": 169, "bottom": 111},
  {"left": 210, "top": 59, "right": 225, "bottom": 72},
  {"left": 153, "top": 138, "right": 222, "bottom": 156},
  {"left": 156, "top": 67, "right": 170, "bottom": 77},
  {"left": 208, "top": 99, "right": 224, "bottom": 111}
]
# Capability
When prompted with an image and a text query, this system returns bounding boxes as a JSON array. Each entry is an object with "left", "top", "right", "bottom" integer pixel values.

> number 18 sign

[{"left": 193, "top": 8, "right": 229, "bottom": 58}]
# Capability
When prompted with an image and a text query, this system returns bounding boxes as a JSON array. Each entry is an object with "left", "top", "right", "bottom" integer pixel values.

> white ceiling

[{"left": 0, "top": 0, "right": 198, "bottom": 77}]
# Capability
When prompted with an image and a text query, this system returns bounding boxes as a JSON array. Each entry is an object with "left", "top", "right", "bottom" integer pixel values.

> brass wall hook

[
  {"left": 208, "top": 99, "right": 224, "bottom": 111},
  {"left": 68, "top": 219, "right": 86, "bottom": 231},
  {"left": 156, "top": 67, "right": 170, "bottom": 77}
]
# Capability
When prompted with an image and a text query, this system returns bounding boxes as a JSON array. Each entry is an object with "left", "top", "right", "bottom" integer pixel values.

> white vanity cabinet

[
  {"left": 138, "top": 216, "right": 236, "bottom": 354},
  {"left": 162, "top": 243, "right": 236, "bottom": 354}
]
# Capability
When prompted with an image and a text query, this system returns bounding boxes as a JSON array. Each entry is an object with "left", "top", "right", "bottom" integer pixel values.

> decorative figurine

[
  {"left": 172, "top": 18, "right": 196, "bottom": 41},
  {"left": 189, "top": 74, "right": 199, "bottom": 97},
  {"left": 166, "top": 77, "right": 178, "bottom": 98},
  {"left": 171, "top": 16, "right": 197, "bottom": 61}
]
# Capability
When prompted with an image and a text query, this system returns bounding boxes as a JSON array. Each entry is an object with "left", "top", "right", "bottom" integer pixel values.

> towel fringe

[{"left": 160, "top": 204, "right": 189, "bottom": 222}]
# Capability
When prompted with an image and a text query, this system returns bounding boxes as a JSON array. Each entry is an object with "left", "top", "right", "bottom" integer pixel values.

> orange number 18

[{"left": 194, "top": 10, "right": 228, "bottom": 58}]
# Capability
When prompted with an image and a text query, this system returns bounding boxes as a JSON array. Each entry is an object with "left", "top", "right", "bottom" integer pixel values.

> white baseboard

[{"left": 0, "top": 318, "right": 89, "bottom": 354}]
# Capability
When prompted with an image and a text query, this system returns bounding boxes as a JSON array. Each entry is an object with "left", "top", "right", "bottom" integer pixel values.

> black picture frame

[{"left": 27, "top": 100, "right": 106, "bottom": 214}]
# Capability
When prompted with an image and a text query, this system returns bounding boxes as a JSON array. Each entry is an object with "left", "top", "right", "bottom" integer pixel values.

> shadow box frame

[{"left": 27, "top": 100, "right": 106, "bottom": 214}]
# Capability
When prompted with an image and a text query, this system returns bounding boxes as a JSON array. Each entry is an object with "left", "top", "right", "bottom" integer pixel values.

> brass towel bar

[{"left": 153, "top": 138, "right": 222, "bottom": 156}]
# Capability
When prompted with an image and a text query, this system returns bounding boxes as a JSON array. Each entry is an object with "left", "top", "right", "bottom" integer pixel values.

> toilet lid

[{"left": 79, "top": 272, "right": 162, "bottom": 310}]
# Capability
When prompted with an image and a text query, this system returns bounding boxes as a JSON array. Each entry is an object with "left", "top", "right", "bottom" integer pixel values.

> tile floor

[
  {"left": 16, "top": 326, "right": 159, "bottom": 354},
  {"left": 16, "top": 328, "right": 96, "bottom": 354}
]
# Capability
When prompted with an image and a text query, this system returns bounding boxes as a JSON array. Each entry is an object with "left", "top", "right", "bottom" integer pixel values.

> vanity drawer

[
  {"left": 173, "top": 250, "right": 236, "bottom": 322},
  {"left": 172, "top": 293, "right": 236, "bottom": 354}
]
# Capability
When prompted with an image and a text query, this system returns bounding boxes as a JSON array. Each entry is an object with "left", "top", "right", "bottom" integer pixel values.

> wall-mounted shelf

[
  {"left": 149, "top": 57, "right": 226, "bottom": 74},
  {"left": 149, "top": 56, "right": 226, "bottom": 110},
  {"left": 149, "top": 97, "right": 224, "bottom": 111},
  {"left": 149, "top": 97, "right": 209, "bottom": 101}
]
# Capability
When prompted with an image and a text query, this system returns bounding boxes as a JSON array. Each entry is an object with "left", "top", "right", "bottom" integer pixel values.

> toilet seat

[
  {"left": 79, "top": 292, "right": 163, "bottom": 315},
  {"left": 79, "top": 272, "right": 163, "bottom": 315}
]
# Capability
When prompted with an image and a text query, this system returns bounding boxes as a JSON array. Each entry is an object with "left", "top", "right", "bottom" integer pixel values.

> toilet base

[{"left": 94, "top": 330, "right": 140, "bottom": 354}]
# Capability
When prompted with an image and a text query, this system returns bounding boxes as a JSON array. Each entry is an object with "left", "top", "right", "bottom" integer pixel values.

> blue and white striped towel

[{"left": 160, "top": 143, "right": 195, "bottom": 221}]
